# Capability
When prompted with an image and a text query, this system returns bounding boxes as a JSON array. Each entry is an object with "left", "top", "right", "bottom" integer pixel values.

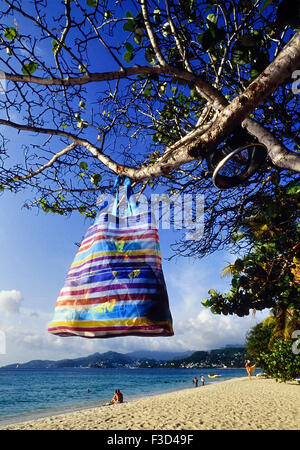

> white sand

[{"left": 1, "top": 377, "right": 299, "bottom": 430}]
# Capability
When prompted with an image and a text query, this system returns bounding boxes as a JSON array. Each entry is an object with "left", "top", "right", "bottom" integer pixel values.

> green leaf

[
  {"left": 79, "top": 161, "right": 88, "bottom": 170},
  {"left": 104, "top": 10, "right": 112, "bottom": 19},
  {"left": 86, "top": 0, "right": 98, "bottom": 7},
  {"left": 259, "top": 0, "right": 273, "bottom": 14},
  {"left": 125, "top": 42, "right": 134, "bottom": 52},
  {"left": 21, "top": 61, "right": 38, "bottom": 75},
  {"left": 79, "top": 100, "right": 86, "bottom": 109},
  {"left": 201, "top": 298, "right": 210, "bottom": 308},
  {"left": 90, "top": 173, "right": 102, "bottom": 186},
  {"left": 134, "top": 28, "right": 144, "bottom": 45},
  {"left": 4, "top": 27, "right": 18, "bottom": 41},
  {"left": 201, "top": 26, "right": 226, "bottom": 51},
  {"left": 52, "top": 40, "right": 59, "bottom": 54},
  {"left": 250, "top": 68, "right": 260, "bottom": 81},
  {"left": 239, "top": 34, "right": 258, "bottom": 48},
  {"left": 153, "top": 8, "right": 161, "bottom": 24},
  {"left": 123, "top": 51, "right": 134, "bottom": 63},
  {"left": 145, "top": 47, "right": 157, "bottom": 65},
  {"left": 123, "top": 20, "right": 135, "bottom": 32},
  {"left": 78, "top": 63, "right": 87, "bottom": 73},
  {"left": 77, "top": 120, "right": 88, "bottom": 129},
  {"left": 231, "top": 46, "right": 251, "bottom": 65},
  {"left": 286, "top": 184, "right": 300, "bottom": 195},
  {"left": 206, "top": 13, "right": 217, "bottom": 24}
]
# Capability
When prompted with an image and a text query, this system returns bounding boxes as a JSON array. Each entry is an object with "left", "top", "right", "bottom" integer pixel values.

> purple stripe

[
  {"left": 84, "top": 225, "right": 156, "bottom": 239},
  {"left": 67, "top": 255, "right": 160, "bottom": 277},
  {"left": 48, "top": 325, "right": 173, "bottom": 338},
  {"left": 59, "top": 282, "right": 159, "bottom": 298}
]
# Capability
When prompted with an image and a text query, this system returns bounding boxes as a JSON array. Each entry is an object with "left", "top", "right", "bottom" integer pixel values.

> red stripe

[
  {"left": 48, "top": 324, "right": 173, "bottom": 337},
  {"left": 55, "top": 293, "right": 156, "bottom": 307}
]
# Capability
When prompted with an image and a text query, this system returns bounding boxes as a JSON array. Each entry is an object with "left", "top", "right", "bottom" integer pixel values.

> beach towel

[{"left": 48, "top": 176, "right": 173, "bottom": 338}]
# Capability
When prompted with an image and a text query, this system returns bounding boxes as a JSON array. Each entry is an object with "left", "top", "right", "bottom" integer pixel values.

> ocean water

[{"left": 0, "top": 367, "right": 258, "bottom": 425}]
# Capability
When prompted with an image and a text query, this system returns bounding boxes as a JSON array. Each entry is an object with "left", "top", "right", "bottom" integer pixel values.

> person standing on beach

[
  {"left": 193, "top": 377, "right": 198, "bottom": 387},
  {"left": 245, "top": 360, "right": 251, "bottom": 378},
  {"left": 200, "top": 375, "right": 205, "bottom": 386}
]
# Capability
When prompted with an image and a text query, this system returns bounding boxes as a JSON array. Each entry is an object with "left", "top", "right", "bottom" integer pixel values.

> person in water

[{"left": 111, "top": 389, "right": 123, "bottom": 404}]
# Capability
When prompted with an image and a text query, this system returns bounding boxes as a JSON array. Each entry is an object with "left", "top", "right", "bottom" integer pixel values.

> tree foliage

[
  {"left": 0, "top": 0, "right": 299, "bottom": 257},
  {"left": 202, "top": 181, "right": 300, "bottom": 324},
  {"left": 245, "top": 322, "right": 300, "bottom": 382},
  {"left": 245, "top": 322, "right": 274, "bottom": 372}
]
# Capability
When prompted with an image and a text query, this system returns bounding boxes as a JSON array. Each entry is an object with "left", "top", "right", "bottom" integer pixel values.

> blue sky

[{"left": 0, "top": 1, "right": 270, "bottom": 365}]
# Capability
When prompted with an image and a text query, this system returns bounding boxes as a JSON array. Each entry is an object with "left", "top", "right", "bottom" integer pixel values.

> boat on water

[{"left": 208, "top": 374, "right": 222, "bottom": 378}]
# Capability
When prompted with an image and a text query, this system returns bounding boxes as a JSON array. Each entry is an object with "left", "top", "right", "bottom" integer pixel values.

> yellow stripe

[
  {"left": 70, "top": 249, "right": 161, "bottom": 268},
  {"left": 49, "top": 318, "right": 171, "bottom": 328}
]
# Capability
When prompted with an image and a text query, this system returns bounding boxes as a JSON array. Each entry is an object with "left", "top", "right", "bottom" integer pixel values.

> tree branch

[
  {"left": 1, "top": 27, "right": 300, "bottom": 177},
  {"left": 139, "top": 0, "right": 167, "bottom": 67}
]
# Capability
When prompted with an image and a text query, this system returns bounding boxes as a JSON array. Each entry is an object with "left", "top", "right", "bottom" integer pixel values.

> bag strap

[
  {"left": 112, "top": 176, "right": 139, "bottom": 217},
  {"left": 96, "top": 174, "right": 122, "bottom": 214},
  {"left": 95, "top": 175, "right": 139, "bottom": 221}
]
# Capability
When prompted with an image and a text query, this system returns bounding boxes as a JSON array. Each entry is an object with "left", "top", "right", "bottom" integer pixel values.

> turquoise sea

[{"left": 0, "top": 367, "right": 260, "bottom": 426}]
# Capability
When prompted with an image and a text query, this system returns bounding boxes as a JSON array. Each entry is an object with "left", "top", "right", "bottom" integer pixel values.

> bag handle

[
  {"left": 96, "top": 174, "right": 122, "bottom": 214},
  {"left": 112, "top": 176, "right": 139, "bottom": 217},
  {"left": 95, "top": 175, "right": 139, "bottom": 221}
]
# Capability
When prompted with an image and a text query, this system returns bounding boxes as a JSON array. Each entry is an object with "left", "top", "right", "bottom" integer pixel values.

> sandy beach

[{"left": 1, "top": 377, "right": 299, "bottom": 430}]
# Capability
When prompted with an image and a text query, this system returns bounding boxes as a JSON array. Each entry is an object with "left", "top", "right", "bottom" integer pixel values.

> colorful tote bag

[{"left": 48, "top": 176, "right": 174, "bottom": 338}]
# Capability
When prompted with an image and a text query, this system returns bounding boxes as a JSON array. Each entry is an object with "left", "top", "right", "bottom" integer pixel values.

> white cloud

[
  {"left": 0, "top": 290, "right": 23, "bottom": 314},
  {"left": 163, "top": 258, "right": 269, "bottom": 351}
]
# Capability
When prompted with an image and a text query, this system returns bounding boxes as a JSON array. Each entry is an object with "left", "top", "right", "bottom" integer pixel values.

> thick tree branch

[
  {"left": 1, "top": 28, "right": 300, "bottom": 178},
  {"left": 139, "top": 0, "right": 167, "bottom": 67}
]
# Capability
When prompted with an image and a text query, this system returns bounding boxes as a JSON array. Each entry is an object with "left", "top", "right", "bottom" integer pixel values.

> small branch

[
  {"left": 139, "top": 0, "right": 167, "bottom": 67},
  {"left": 2, "top": 143, "right": 77, "bottom": 185}
]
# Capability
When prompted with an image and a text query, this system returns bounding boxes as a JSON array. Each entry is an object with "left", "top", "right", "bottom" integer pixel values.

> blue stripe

[
  {"left": 73, "top": 240, "right": 160, "bottom": 263},
  {"left": 63, "top": 267, "right": 162, "bottom": 288},
  {"left": 54, "top": 302, "right": 151, "bottom": 320}
]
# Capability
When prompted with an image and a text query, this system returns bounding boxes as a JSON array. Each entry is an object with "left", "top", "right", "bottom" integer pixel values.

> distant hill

[
  {"left": 0, "top": 347, "right": 246, "bottom": 370},
  {"left": 0, "top": 352, "right": 137, "bottom": 370},
  {"left": 126, "top": 350, "right": 194, "bottom": 361},
  {"left": 161, "top": 347, "right": 246, "bottom": 368}
]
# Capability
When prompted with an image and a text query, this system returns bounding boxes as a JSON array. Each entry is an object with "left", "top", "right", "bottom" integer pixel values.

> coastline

[
  {"left": 0, "top": 376, "right": 220, "bottom": 428},
  {"left": 1, "top": 377, "right": 299, "bottom": 430}
]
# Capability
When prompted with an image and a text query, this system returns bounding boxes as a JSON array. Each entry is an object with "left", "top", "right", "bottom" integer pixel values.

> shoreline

[
  {"left": 0, "top": 377, "right": 220, "bottom": 428},
  {"left": 1, "top": 377, "right": 299, "bottom": 430}
]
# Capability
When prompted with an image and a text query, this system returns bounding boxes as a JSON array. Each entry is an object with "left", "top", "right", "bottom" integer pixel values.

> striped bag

[{"left": 48, "top": 176, "right": 174, "bottom": 338}]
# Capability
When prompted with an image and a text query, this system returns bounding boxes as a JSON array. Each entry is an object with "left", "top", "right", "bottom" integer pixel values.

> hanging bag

[{"left": 48, "top": 176, "right": 174, "bottom": 338}]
